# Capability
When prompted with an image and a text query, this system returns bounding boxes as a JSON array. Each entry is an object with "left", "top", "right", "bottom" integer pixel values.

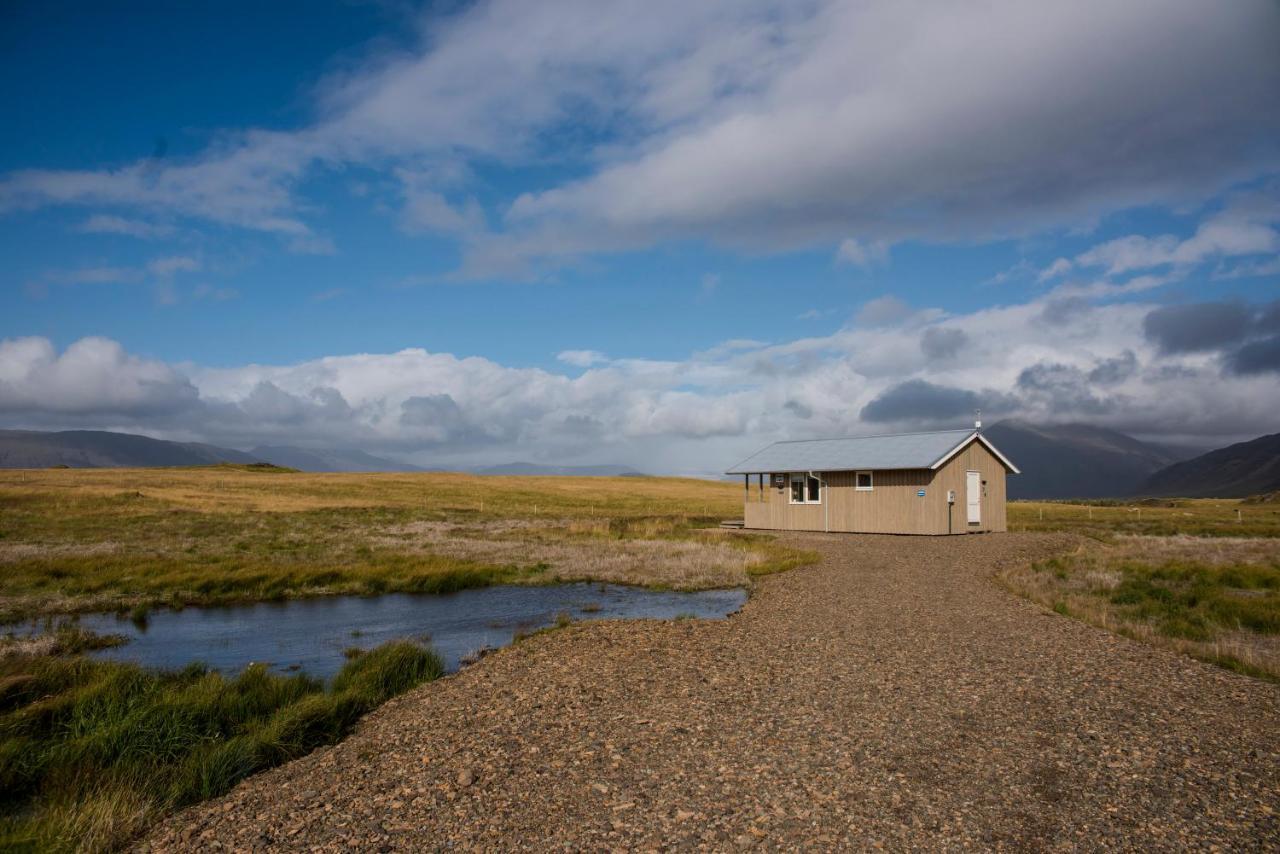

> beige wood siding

[
  {"left": 743, "top": 474, "right": 826, "bottom": 531},
  {"left": 931, "top": 440, "right": 1008, "bottom": 533},
  {"left": 741, "top": 436, "right": 1009, "bottom": 534}
]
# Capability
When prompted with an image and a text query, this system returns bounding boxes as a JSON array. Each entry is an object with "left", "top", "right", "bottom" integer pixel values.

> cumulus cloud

[
  {"left": 1087, "top": 350, "right": 1138, "bottom": 386},
  {"left": 399, "top": 393, "right": 474, "bottom": 442},
  {"left": 1137, "top": 299, "right": 1280, "bottom": 376},
  {"left": 1226, "top": 336, "right": 1280, "bottom": 375},
  {"left": 0, "top": 337, "right": 198, "bottom": 416},
  {"left": 1017, "top": 362, "right": 1112, "bottom": 416},
  {"left": 855, "top": 295, "right": 914, "bottom": 327},
  {"left": 860, "top": 380, "right": 983, "bottom": 424},
  {"left": 919, "top": 327, "right": 967, "bottom": 361},
  {"left": 3, "top": 288, "right": 1279, "bottom": 471},
  {"left": 1143, "top": 302, "right": 1253, "bottom": 354},
  {"left": 1, "top": 0, "right": 1276, "bottom": 273}
]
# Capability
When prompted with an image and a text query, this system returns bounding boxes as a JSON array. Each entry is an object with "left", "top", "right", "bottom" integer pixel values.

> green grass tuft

[{"left": 0, "top": 640, "right": 442, "bottom": 852}]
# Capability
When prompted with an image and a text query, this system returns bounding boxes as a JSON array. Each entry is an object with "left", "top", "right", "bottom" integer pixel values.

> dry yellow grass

[
  {"left": 0, "top": 467, "right": 808, "bottom": 620},
  {"left": 0, "top": 466, "right": 741, "bottom": 515},
  {"left": 1009, "top": 497, "right": 1280, "bottom": 538}
]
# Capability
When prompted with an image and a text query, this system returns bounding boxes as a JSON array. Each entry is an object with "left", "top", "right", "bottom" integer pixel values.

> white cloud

[
  {"left": 495, "top": 1, "right": 1280, "bottom": 272},
  {"left": 1, "top": 0, "right": 1276, "bottom": 272},
  {"left": 1074, "top": 189, "right": 1280, "bottom": 276},
  {"left": 77, "top": 215, "right": 175, "bottom": 239},
  {"left": 1037, "top": 257, "right": 1073, "bottom": 281},
  {"left": 556, "top": 350, "right": 609, "bottom": 367},
  {"left": 0, "top": 337, "right": 197, "bottom": 416},
  {"left": 7, "top": 286, "right": 1277, "bottom": 472},
  {"left": 854, "top": 295, "right": 915, "bottom": 327},
  {"left": 147, "top": 255, "right": 201, "bottom": 277},
  {"left": 835, "top": 238, "right": 890, "bottom": 268}
]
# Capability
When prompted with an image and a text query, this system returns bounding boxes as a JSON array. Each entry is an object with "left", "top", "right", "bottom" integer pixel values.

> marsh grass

[
  {"left": 0, "top": 640, "right": 442, "bottom": 852},
  {"left": 1000, "top": 536, "right": 1280, "bottom": 680},
  {"left": 1, "top": 622, "right": 128, "bottom": 659},
  {"left": 0, "top": 469, "right": 800, "bottom": 621}
]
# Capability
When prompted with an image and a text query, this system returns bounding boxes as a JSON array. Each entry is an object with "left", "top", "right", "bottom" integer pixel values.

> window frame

[
  {"left": 789, "top": 472, "right": 823, "bottom": 505},
  {"left": 855, "top": 470, "right": 874, "bottom": 491}
]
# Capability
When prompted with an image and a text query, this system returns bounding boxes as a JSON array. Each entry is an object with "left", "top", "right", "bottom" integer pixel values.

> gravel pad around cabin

[{"left": 145, "top": 533, "right": 1279, "bottom": 850}]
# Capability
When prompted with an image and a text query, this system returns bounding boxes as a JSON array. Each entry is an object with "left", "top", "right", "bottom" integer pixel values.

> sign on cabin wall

[
  {"left": 772, "top": 474, "right": 785, "bottom": 488},
  {"left": 917, "top": 489, "right": 926, "bottom": 497}
]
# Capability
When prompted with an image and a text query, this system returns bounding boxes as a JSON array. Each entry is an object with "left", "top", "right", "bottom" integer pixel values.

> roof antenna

[{"left": 974, "top": 409, "right": 982, "bottom": 431}]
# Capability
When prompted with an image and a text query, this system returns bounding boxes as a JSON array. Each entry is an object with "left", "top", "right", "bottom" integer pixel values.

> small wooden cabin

[{"left": 726, "top": 427, "right": 1019, "bottom": 535}]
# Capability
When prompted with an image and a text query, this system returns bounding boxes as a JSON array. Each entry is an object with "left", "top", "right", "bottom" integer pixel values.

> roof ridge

[{"left": 768, "top": 427, "right": 975, "bottom": 445}]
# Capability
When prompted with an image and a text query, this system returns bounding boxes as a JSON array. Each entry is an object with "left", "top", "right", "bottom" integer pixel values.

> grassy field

[
  {"left": 0, "top": 467, "right": 800, "bottom": 850},
  {"left": 1003, "top": 498, "right": 1280, "bottom": 680},
  {"left": 1009, "top": 496, "right": 1280, "bottom": 538},
  {"left": 0, "top": 467, "right": 807, "bottom": 622},
  {"left": 0, "top": 640, "right": 441, "bottom": 852}
]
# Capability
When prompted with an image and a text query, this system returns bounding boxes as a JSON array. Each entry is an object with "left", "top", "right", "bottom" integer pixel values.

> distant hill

[
  {"left": 0, "top": 429, "right": 261, "bottom": 469},
  {"left": 249, "top": 446, "right": 425, "bottom": 473},
  {"left": 473, "top": 462, "right": 646, "bottom": 477},
  {"left": 1141, "top": 433, "right": 1280, "bottom": 498},
  {"left": 984, "top": 420, "right": 1197, "bottom": 499}
]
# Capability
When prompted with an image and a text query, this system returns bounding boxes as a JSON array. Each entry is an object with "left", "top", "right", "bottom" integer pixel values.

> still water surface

[{"left": 80, "top": 584, "right": 747, "bottom": 679}]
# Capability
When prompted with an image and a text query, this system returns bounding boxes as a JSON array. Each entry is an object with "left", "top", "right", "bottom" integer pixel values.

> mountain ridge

[
  {"left": 0, "top": 429, "right": 261, "bottom": 469},
  {"left": 248, "top": 445, "right": 424, "bottom": 473},
  {"left": 1141, "top": 432, "right": 1280, "bottom": 498},
  {"left": 983, "top": 420, "right": 1195, "bottom": 499}
]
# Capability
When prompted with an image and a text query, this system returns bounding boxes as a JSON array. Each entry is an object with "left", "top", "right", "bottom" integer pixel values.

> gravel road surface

[{"left": 146, "top": 533, "right": 1279, "bottom": 850}]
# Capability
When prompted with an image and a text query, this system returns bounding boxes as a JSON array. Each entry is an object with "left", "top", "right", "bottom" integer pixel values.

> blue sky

[{"left": 1, "top": 1, "right": 1278, "bottom": 473}]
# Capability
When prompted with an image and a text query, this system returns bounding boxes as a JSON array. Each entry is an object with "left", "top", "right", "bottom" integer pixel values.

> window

[
  {"left": 789, "top": 473, "right": 822, "bottom": 504},
  {"left": 855, "top": 471, "right": 873, "bottom": 491}
]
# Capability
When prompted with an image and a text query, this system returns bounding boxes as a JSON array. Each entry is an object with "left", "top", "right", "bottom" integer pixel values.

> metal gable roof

[{"left": 725, "top": 429, "right": 1019, "bottom": 475}]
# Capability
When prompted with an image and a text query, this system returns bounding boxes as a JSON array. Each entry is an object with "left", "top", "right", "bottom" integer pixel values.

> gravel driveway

[{"left": 146, "top": 533, "right": 1279, "bottom": 850}]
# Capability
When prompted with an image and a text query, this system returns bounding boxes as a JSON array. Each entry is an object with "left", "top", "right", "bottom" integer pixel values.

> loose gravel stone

[{"left": 145, "top": 533, "right": 1279, "bottom": 850}]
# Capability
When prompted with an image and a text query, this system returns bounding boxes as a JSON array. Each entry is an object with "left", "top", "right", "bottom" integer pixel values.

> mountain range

[
  {"left": 983, "top": 420, "right": 1205, "bottom": 500},
  {"left": 0, "top": 431, "right": 647, "bottom": 477},
  {"left": 0, "top": 429, "right": 261, "bottom": 469},
  {"left": 1141, "top": 432, "right": 1280, "bottom": 498},
  {"left": 248, "top": 445, "right": 425, "bottom": 473},
  {"left": 2, "top": 425, "right": 1277, "bottom": 498}
]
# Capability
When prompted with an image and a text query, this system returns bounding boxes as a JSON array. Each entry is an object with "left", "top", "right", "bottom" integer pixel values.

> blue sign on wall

[{"left": 917, "top": 489, "right": 926, "bottom": 497}]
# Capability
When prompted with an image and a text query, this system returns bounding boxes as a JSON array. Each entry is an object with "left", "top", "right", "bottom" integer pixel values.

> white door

[{"left": 966, "top": 470, "right": 981, "bottom": 526}]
